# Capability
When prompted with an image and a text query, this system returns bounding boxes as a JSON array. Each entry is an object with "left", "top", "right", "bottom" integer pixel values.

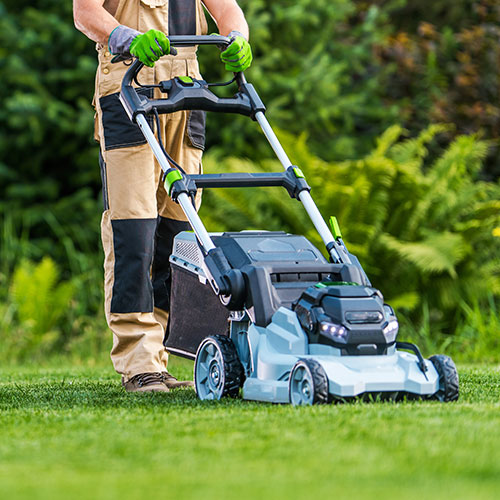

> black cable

[
  {"left": 153, "top": 108, "right": 186, "bottom": 175},
  {"left": 207, "top": 76, "right": 237, "bottom": 88},
  {"left": 133, "top": 73, "right": 161, "bottom": 88}
]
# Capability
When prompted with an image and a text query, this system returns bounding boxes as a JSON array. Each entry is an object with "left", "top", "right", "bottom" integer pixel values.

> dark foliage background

[{"left": 0, "top": 0, "right": 498, "bottom": 359}]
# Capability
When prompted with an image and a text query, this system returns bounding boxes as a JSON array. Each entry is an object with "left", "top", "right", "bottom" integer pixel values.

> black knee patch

[
  {"left": 110, "top": 218, "right": 157, "bottom": 314},
  {"left": 152, "top": 216, "right": 191, "bottom": 312}
]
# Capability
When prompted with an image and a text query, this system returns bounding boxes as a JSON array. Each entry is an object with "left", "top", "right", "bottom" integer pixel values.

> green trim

[
  {"left": 164, "top": 170, "right": 183, "bottom": 196},
  {"left": 107, "top": 25, "right": 121, "bottom": 55},
  {"left": 314, "top": 281, "right": 359, "bottom": 288},
  {"left": 329, "top": 216, "right": 342, "bottom": 239},
  {"left": 293, "top": 167, "right": 305, "bottom": 178},
  {"left": 178, "top": 76, "right": 193, "bottom": 84}
]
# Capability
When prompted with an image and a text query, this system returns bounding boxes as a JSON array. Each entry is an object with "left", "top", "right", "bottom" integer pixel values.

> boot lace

[{"left": 128, "top": 372, "right": 166, "bottom": 388}]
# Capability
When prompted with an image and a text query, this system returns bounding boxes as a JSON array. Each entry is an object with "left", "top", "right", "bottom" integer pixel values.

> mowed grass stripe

[{"left": 0, "top": 363, "right": 499, "bottom": 499}]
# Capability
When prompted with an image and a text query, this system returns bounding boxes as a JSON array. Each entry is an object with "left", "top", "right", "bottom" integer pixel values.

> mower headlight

[
  {"left": 319, "top": 321, "right": 347, "bottom": 341},
  {"left": 383, "top": 319, "right": 399, "bottom": 337}
]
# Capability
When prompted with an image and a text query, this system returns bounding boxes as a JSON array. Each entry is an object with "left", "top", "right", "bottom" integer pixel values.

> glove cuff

[
  {"left": 108, "top": 25, "right": 142, "bottom": 56},
  {"left": 228, "top": 30, "right": 247, "bottom": 41}
]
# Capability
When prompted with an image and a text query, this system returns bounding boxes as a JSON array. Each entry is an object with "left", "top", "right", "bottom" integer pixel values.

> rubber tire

[
  {"left": 289, "top": 359, "right": 329, "bottom": 406},
  {"left": 429, "top": 354, "right": 459, "bottom": 402},
  {"left": 194, "top": 335, "right": 244, "bottom": 400}
]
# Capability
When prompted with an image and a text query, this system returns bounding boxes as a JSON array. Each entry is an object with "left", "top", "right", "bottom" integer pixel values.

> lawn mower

[{"left": 119, "top": 35, "right": 459, "bottom": 405}]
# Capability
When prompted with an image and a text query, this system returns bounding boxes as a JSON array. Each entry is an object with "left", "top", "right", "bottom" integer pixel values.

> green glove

[
  {"left": 130, "top": 29, "right": 171, "bottom": 67},
  {"left": 220, "top": 31, "right": 252, "bottom": 72}
]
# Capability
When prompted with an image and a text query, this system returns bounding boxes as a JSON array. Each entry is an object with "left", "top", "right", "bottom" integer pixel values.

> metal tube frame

[
  {"left": 136, "top": 114, "right": 216, "bottom": 253},
  {"left": 254, "top": 112, "right": 348, "bottom": 264},
  {"left": 134, "top": 76, "right": 350, "bottom": 264}
]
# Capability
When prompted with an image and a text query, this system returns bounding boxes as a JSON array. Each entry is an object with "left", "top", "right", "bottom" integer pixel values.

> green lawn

[{"left": 0, "top": 360, "right": 499, "bottom": 500}]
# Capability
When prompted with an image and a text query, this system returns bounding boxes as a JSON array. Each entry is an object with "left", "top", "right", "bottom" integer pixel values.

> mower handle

[
  {"left": 117, "top": 36, "right": 350, "bottom": 266},
  {"left": 112, "top": 35, "right": 232, "bottom": 63},
  {"left": 167, "top": 34, "right": 232, "bottom": 48},
  {"left": 119, "top": 36, "right": 265, "bottom": 122}
]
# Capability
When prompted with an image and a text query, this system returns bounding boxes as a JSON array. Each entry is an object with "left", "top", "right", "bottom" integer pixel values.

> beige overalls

[{"left": 94, "top": 0, "right": 208, "bottom": 378}]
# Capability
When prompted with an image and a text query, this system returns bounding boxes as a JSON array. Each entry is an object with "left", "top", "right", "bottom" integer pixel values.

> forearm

[
  {"left": 73, "top": 0, "right": 119, "bottom": 45},
  {"left": 203, "top": 0, "right": 249, "bottom": 39}
]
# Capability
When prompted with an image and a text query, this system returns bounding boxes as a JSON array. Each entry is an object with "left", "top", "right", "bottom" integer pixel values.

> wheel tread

[
  {"left": 211, "top": 334, "right": 244, "bottom": 398},
  {"left": 290, "top": 358, "right": 329, "bottom": 405},
  {"left": 429, "top": 354, "right": 459, "bottom": 402}
]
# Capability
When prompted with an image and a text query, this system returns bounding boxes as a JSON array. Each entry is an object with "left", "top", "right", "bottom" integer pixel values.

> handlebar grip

[
  {"left": 112, "top": 46, "right": 177, "bottom": 64},
  {"left": 168, "top": 35, "right": 231, "bottom": 48},
  {"left": 119, "top": 35, "right": 257, "bottom": 123},
  {"left": 112, "top": 35, "right": 228, "bottom": 64}
]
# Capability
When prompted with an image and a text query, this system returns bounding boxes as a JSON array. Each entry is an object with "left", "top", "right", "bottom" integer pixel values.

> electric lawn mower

[{"left": 118, "top": 35, "right": 459, "bottom": 405}]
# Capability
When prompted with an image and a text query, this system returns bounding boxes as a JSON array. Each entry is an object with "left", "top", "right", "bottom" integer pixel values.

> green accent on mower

[
  {"left": 314, "top": 281, "right": 359, "bottom": 288},
  {"left": 329, "top": 216, "right": 342, "bottom": 239},
  {"left": 165, "top": 169, "right": 183, "bottom": 195},
  {"left": 293, "top": 167, "right": 305, "bottom": 179},
  {"left": 178, "top": 76, "right": 194, "bottom": 84}
]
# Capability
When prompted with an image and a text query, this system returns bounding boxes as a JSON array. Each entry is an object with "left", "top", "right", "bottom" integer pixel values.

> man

[{"left": 73, "top": 0, "right": 252, "bottom": 392}]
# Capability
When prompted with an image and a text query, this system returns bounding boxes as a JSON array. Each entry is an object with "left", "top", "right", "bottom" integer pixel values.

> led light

[
  {"left": 383, "top": 319, "right": 399, "bottom": 336},
  {"left": 319, "top": 321, "right": 347, "bottom": 340}
]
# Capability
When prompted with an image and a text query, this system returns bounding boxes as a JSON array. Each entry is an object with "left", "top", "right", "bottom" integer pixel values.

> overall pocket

[
  {"left": 99, "top": 88, "right": 155, "bottom": 151},
  {"left": 138, "top": 0, "right": 168, "bottom": 33}
]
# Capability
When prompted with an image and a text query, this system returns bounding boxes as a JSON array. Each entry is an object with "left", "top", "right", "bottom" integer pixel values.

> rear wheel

[
  {"left": 194, "top": 335, "right": 244, "bottom": 400},
  {"left": 429, "top": 354, "right": 459, "bottom": 402},
  {"left": 289, "top": 359, "right": 329, "bottom": 406}
]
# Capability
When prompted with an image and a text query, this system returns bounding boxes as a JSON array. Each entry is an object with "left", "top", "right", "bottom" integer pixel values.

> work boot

[
  {"left": 122, "top": 372, "right": 170, "bottom": 393},
  {"left": 161, "top": 371, "right": 194, "bottom": 389}
]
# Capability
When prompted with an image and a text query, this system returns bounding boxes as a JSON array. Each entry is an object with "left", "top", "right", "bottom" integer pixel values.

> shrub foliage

[
  {"left": 201, "top": 126, "right": 500, "bottom": 334},
  {"left": 0, "top": 1, "right": 499, "bottom": 360}
]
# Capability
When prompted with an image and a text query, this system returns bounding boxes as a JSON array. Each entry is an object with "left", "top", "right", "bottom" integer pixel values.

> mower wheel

[
  {"left": 429, "top": 354, "right": 459, "bottom": 402},
  {"left": 194, "top": 335, "right": 244, "bottom": 400},
  {"left": 289, "top": 359, "right": 329, "bottom": 406}
]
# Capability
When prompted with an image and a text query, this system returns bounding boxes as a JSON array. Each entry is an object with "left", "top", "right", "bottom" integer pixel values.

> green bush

[
  {"left": 1, "top": 1, "right": 499, "bottom": 361},
  {"left": 200, "top": 125, "right": 500, "bottom": 337},
  {"left": 0, "top": 0, "right": 103, "bottom": 305},
  {"left": 0, "top": 257, "right": 74, "bottom": 360},
  {"left": 202, "top": 0, "right": 399, "bottom": 160},
  {"left": 0, "top": 256, "right": 109, "bottom": 362},
  {"left": 377, "top": 0, "right": 500, "bottom": 178}
]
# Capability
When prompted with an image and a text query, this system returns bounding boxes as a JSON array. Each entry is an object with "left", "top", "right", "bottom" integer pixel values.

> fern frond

[
  {"left": 389, "top": 124, "right": 449, "bottom": 166},
  {"left": 10, "top": 257, "right": 74, "bottom": 338},
  {"left": 371, "top": 124, "right": 405, "bottom": 157},
  {"left": 380, "top": 232, "right": 471, "bottom": 277}
]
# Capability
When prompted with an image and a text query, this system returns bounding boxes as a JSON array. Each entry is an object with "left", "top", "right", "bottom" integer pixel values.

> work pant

[{"left": 95, "top": 56, "right": 204, "bottom": 378}]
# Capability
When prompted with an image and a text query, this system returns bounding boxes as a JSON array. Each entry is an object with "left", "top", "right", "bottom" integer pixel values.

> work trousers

[{"left": 94, "top": 0, "right": 207, "bottom": 378}]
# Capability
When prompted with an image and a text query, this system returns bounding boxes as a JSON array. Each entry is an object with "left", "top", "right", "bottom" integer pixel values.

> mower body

[
  {"left": 239, "top": 308, "right": 439, "bottom": 402},
  {"left": 166, "top": 231, "right": 440, "bottom": 402},
  {"left": 119, "top": 44, "right": 458, "bottom": 405}
]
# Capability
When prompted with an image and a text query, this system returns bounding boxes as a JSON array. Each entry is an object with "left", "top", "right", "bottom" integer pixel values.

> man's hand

[
  {"left": 220, "top": 31, "right": 252, "bottom": 72},
  {"left": 129, "top": 29, "right": 171, "bottom": 67},
  {"left": 108, "top": 26, "right": 171, "bottom": 67}
]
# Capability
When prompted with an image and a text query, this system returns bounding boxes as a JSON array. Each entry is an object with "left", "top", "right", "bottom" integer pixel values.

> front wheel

[
  {"left": 289, "top": 359, "right": 329, "bottom": 406},
  {"left": 429, "top": 354, "right": 459, "bottom": 402},
  {"left": 194, "top": 335, "right": 244, "bottom": 400}
]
